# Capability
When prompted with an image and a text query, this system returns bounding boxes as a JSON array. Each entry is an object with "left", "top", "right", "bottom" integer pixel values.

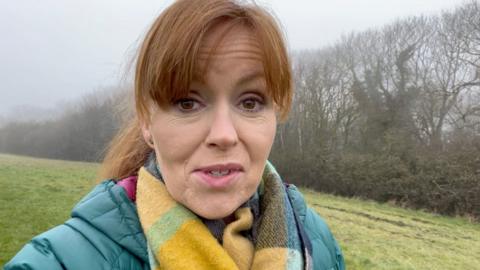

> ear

[{"left": 140, "top": 120, "right": 155, "bottom": 148}]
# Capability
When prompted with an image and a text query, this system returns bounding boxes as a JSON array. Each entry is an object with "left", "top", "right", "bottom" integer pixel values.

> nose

[{"left": 205, "top": 103, "right": 238, "bottom": 150}]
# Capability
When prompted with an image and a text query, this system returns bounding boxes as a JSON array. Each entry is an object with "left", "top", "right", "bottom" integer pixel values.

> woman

[{"left": 5, "top": 0, "right": 345, "bottom": 269}]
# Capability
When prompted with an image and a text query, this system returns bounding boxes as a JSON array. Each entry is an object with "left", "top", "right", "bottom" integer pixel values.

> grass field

[{"left": 1, "top": 154, "right": 479, "bottom": 269}]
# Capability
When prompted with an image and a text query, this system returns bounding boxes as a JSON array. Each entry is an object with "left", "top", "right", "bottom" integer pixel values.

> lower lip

[{"left": 193, "top": 170, "right": 242, "bottom": 189}]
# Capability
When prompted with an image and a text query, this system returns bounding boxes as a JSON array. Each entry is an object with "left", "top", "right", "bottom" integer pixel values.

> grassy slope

[
  {"left": 1, "top": 154, "right": 479, "bottom": 269},
  {"left": 0, "top": 154, "right": 98, "bottom": 266},
  {"left": 304, "top": 189, "right": 480, "bottom": 269}
]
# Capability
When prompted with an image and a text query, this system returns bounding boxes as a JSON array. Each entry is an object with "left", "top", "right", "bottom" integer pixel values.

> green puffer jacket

[{"left": 5, "top": 180, "right": 345, "bottom": 270}]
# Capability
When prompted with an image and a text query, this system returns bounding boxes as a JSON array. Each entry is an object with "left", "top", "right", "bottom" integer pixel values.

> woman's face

[{"left": 142, "top": 24, "right": 277, "bottom": 219}]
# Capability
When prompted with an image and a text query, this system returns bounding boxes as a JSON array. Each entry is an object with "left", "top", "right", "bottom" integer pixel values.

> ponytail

[{"left": 98, "top": 118, "right": 151, "bottom": 181}]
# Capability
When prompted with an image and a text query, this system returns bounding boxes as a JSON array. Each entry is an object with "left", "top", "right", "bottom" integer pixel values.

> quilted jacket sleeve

[
  {"left": 305, "top": 208, "right": 346, "bottom": 270},
  {"left": 4, "top": 236, "right": 65, "bottom": 270},
  {"left": 4, "top": 222, "right": 111, "bottom": 270},
  {"left": 286, "top": 184, "right": 345, "bottom": 270},
  {"left": 3, "top": 220, "right": 143, "bottom": 270},
  {"left": 4, "top": 181, "right": 148, "bottom": 270}
]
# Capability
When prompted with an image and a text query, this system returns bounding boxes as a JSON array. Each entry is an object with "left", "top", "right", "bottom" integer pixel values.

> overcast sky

[{"left": 0, "top": 0, "right": 468, "bottom": 117}]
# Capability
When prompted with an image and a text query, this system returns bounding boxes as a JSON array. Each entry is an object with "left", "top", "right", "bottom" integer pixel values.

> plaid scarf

[{"left": 136, "top": 155, "right": 312, "bottom": 270}]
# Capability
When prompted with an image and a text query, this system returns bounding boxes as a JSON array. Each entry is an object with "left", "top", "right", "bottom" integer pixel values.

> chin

[
  {"left": 200, "top": 212, "right": 231, "bottom": 220},
  {"left": 193, "top": 202, "right": 238, "bottom": 220}
]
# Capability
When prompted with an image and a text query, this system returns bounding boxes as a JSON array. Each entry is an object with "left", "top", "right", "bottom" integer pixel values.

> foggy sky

[{"left": 0, "top": 0, "right": 467, "bottom": 118}]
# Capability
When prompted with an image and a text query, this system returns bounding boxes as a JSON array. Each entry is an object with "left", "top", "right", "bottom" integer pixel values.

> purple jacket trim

[{"left": 117, "top": 176, "right": 138, "bottom": 202}]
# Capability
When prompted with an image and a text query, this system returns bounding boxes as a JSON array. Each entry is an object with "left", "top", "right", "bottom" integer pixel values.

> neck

[{"left": 223, "top": 213, "right": 236, "bottom": 225}]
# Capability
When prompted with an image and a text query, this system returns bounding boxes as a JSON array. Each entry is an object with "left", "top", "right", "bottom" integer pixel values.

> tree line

[
  {"left": 0, "top": 88, "right": 129, "bottom": 161},
  {"left": 270, "top": 1, "right": 480, "bottom": 220},
  {"left": 1, "top": 1, "right": 479, "bottom": 219}
]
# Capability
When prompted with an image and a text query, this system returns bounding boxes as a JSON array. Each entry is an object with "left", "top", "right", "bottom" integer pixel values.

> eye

[
  {"left": 173, "top": 98, "right": 202, "bottom": 112},
  {"left": 239, "top": 95, "right": 265, "bottom": 113}
]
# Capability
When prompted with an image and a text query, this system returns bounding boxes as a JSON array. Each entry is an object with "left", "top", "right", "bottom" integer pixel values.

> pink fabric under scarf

[{"left": 117, "top": 176, "right": 138, "bottom": 202}]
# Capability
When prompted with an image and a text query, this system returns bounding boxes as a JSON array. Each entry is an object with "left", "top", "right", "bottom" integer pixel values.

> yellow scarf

[{"left": 136, "top": 163, "right": 308, "bottom": 270}]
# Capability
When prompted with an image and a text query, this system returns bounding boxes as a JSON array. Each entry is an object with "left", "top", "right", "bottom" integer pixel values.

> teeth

[{"left": 209, "top": 170, "right": 230, "bottom": 176}]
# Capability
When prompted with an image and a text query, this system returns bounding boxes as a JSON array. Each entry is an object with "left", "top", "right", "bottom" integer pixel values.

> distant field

[
  {"left": 1, "top": 154, "right": 479, "bottom": 269},
  {"left": 0, "top": 154, "right": 98, "bottom": 266}
]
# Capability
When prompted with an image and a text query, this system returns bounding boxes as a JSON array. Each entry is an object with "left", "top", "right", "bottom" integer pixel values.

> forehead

[
  {"left": 199, "top": 23, "right": 263, "bottom": 61},
  {"left": 194, "top": 24, "right": 264, "bottom": 83}
]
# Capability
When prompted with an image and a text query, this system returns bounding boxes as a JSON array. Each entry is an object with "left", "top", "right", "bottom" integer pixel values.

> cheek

[
  {"left": 150, "top": 122, "right": 205, "bottom": 203},
  {"left": 150, "top": 119, "right": 205, "bottom": 173},
  {"left": 240, "top": 119, "right": 276, "bottom": 194},
  {"left": 243, "top": 116, "right": 277, "bottom": 160},
  {"left": 236, "top": 114, "right": 276, "bottom": 191}
]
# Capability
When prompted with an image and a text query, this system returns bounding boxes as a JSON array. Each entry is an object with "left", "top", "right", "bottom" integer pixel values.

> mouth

[{"left": 193, "top": 163, "right": 244, "bottom": 188}]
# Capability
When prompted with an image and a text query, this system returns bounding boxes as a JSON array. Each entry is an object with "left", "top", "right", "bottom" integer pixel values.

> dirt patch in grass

[{"left": 315, "top": 204, "right": 412, "bottom": 228}]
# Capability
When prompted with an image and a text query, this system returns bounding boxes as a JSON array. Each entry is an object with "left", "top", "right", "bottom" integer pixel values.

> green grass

[
  {"left": 1, "top": 154, "right": 479, "bottom": 269},
  {"left": 0, "top": 154, "right": 98, "bottom": 266},
  {"left": 302, "top": 189, "right": 480, "bottom": 269}
]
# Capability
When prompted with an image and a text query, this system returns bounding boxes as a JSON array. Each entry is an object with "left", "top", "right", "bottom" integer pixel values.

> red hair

[{"left": 99, "top": 0, "right": 292, "bottom": 180}]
